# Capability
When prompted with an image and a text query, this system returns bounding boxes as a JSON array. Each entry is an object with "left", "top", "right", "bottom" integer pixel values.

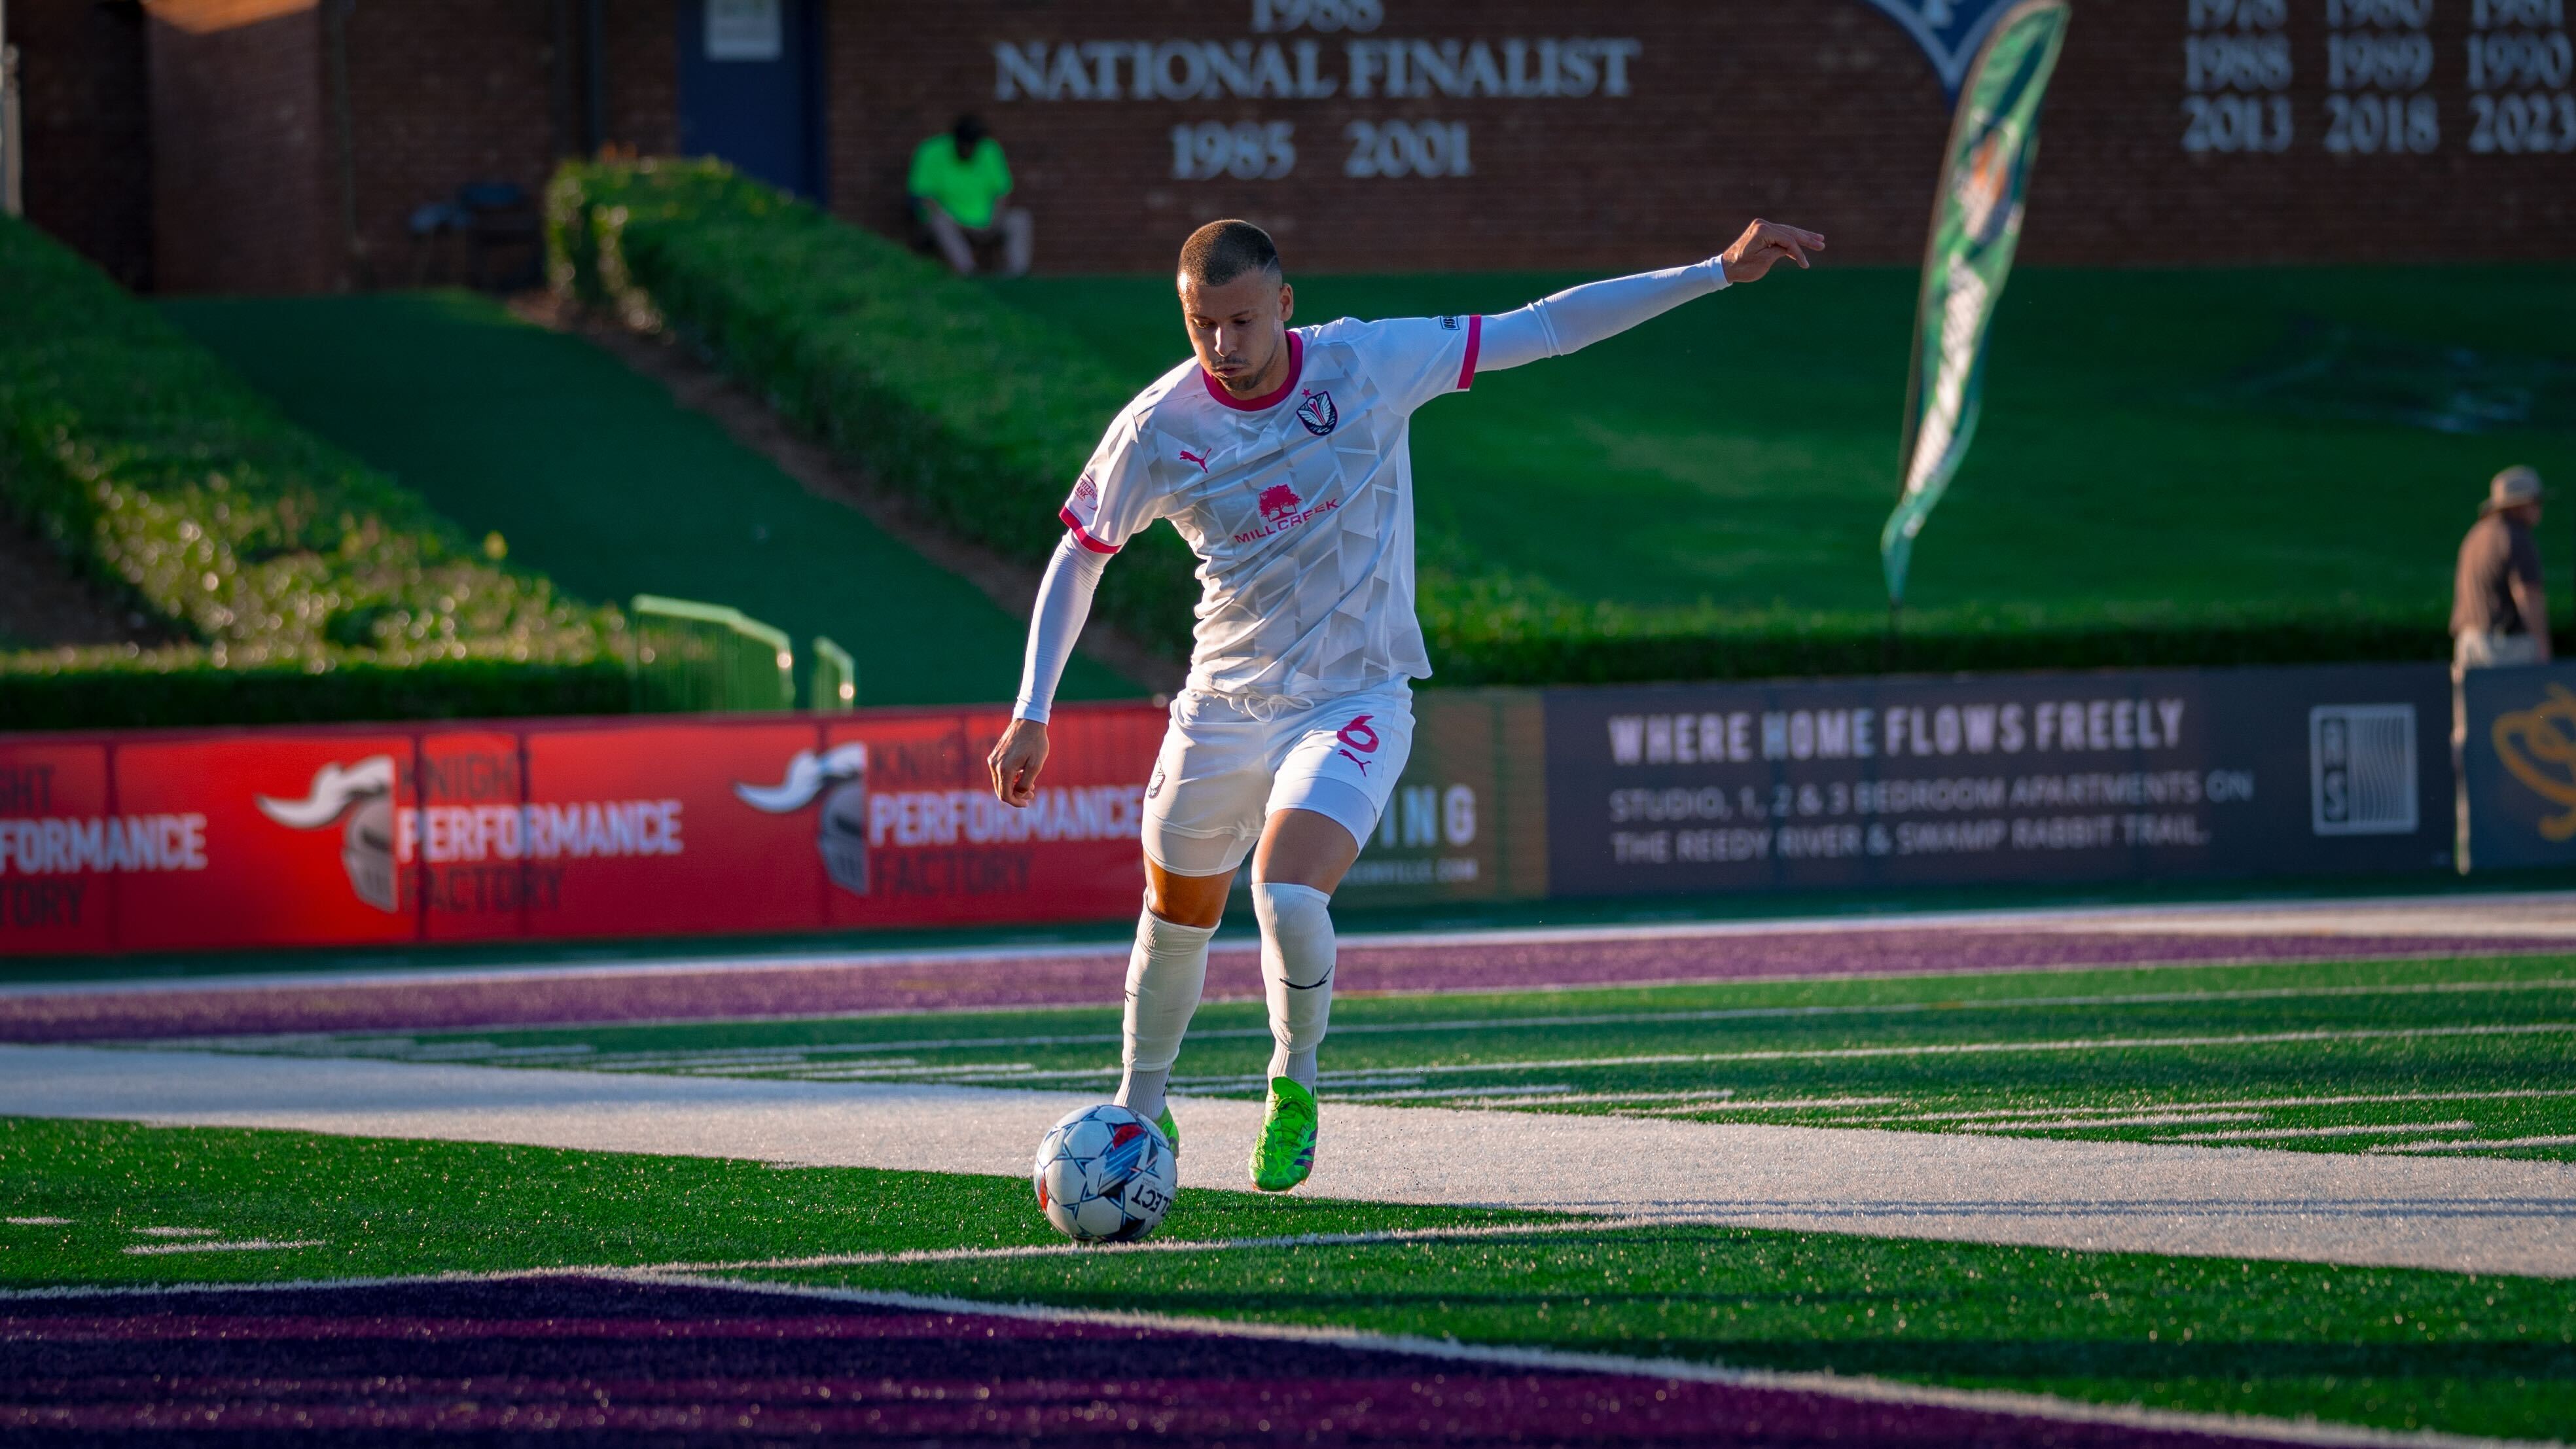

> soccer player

[{"left": 988, "top": 217, "right": 1824, "bottom": 1191}]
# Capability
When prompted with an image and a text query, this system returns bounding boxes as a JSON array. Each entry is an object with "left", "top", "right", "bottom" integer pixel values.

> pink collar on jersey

[{"left": 1201, "top": 331, "right": 1304, "bottom": 412}]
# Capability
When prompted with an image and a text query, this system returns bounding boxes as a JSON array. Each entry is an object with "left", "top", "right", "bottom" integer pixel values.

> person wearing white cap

[
  {"left": 2452, "top": 465, "right": 2551, "bottom": 672},
  {"left": 2450, "top": 464, "right": 2551, "bottom": 868}
]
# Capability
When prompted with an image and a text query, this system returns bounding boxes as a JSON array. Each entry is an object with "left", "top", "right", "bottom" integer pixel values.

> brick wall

[
  {"left": 32, "top": 0, "right": 2576, "bottom": 292},
  {"left": 823, "top": 0, "right": 2576, "bottom": 272},
  {"left": 18, "top": 0, "right": 154, "bottom": 290},
  {"left": 336, "top": 0, "right": 559, "bottom": 288},
  {"left": 143, "top": 0, "right": 331, "bottom": 293}
]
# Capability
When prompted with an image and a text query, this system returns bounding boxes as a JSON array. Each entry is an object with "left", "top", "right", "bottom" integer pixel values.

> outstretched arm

[
  {"left": 1479, "top": 219, "right": 1823, "bottom": 372},
  {"left": 988, "top": 533, "right": 1108, "bottom": 805}
]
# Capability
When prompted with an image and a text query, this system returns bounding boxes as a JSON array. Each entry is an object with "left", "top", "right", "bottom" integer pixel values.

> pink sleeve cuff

[
  {"left": 1059, "top": 508, "right": 1120, "bottom": 554},
  {"left": 1458, "top": 313, "right": 1483, "bottom": 391}
]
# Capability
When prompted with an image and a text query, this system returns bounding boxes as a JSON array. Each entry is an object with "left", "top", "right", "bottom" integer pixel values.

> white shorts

[{"left": 1141, "top": 681, "right": 1417, "bottom": 878}]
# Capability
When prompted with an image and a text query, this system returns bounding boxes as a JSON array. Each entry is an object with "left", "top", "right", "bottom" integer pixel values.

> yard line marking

[
  {"left": 2165, "top": 1121, "right": 2478, "bottom": 1142},
  {"left": 1880, "top": 1086, "right": 2576, "bottom": 1123},
  {"left": 215, "top": 975, "right": 2576, "bottom": 1070},
  {"left": 624, "top": 1272, "right": 2555, "bottom": 1449},
  {"left": 1970, "top": 1113, "right": 2267, "bottom": 1132},
  {"left": 1619, "top": 1096, "right": 1908, "bottom": 1117},
  {"left": 131, "top": 1227, "right": 220, "bottom": 1239},
  {"left": 1336, "top": 1084, "right": 1575, "bottom": 1102},
  {"left": 119, "top": 1238, "right": 325, "bottom": 1257},
  {"left": 1149, "top": 1022, "right": 2576, "bottom": 1090},
  {"left": 5, "top": 1217, "right": 69, "bottom": 1226},
  {"left": 2374, "top": 1134, "right": 2576, "bottom": 1154}
]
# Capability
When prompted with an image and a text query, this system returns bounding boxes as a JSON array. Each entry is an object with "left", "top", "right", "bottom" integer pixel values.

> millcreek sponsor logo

[
  {"left": 2492, "top": 683, "right": 2576, "bottom": 841},
  {"left": 1604, "top": 698, "right": 2190, "bottom": 766},
  {"left": 1295, "top": 387, "right": 1338, "bottom": 436},
  {"left": 735, "top": 743, "right": 872, "bottom": 895},
  {"left": 1234, "top": 486, "right": 1338, "bottom": 545}
]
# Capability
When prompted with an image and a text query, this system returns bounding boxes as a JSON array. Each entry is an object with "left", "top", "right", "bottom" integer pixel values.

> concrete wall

[{"left": 16, "top": 0, "right": 154, "bottom": 290}]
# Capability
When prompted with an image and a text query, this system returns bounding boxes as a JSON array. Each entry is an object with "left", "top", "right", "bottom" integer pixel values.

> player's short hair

[{"left": 1178, "top": 220, "right": 1281, "bottom": 287}]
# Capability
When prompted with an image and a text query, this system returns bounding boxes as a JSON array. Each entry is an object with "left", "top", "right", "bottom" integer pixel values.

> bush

[
  {"left": 545, "top": 159, "right": 1198, "bottom": 653},
  {"left": 546, "top": 161, "right": 2465, "bottom": 688},
  {"left": 0, "top": 217, "right": 628, "bottom": 727}
]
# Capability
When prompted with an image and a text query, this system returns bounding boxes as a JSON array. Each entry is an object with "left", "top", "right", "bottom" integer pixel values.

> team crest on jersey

[{"left": 1295, "top": 389, "right": 1338, "bottom": 437}]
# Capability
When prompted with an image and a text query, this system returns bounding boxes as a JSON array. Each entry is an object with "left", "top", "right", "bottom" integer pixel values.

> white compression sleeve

[
  {"left": 1476, "top": 257, "right": 1731, "bottom": 373},
  {"left": 1255, "top": 882, "right": 1335, "bottom": 1092},
  {"left": 1013, "top": 531, "right": 1107, "bottom": 723}
]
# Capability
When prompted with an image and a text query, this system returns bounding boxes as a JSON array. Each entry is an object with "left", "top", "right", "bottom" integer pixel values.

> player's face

[{"left": 1179, "top": 270, "right": 1295, "bottom": 396}]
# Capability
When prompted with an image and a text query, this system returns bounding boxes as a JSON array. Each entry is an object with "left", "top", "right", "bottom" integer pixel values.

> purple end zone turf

[
  {"left": 0, "top": 1276, "right": 2273, "bottom": 1447},
  {"left": 0, "top": 928, "right": 2560, "bottom": 1044}
]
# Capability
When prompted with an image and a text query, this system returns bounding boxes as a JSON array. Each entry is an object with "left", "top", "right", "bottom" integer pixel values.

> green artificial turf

[
  {"left": 759, "top": 1223, "right": 2576, "bottom": 1440},
  {"left": 5, "top": 1117, "right": 2567, "bottom": 1439},
  {"left": 994, "top": 266, "right": 2576, "bottom": 638},
  {"left": 158, "top": 291, "right": 1141, "bottom": 708},
  {"left": 0, "top": 1117, "right": 1526, "bottom": 1291},
  {"left": 227, "top": 954, "right": 2576, "bottom": 1159}
]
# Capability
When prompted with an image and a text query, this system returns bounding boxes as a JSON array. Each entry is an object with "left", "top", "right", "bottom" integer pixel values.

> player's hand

[
  {"left": 988, "top": 718, "right": 1050, "bottom": 807},
  {"left": 1721, "top": 220, "right": 1826, "bottom": 283}
]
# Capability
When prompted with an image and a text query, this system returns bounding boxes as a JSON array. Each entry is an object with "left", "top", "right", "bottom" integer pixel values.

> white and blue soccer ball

[{"left": 1033, "top": 1103, "right": 1176, "bottom": 1243}]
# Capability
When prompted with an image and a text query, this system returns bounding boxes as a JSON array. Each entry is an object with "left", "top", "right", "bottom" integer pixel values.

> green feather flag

[{"left": 1881, "top": 0, "right": 2071, "bottom": 610}]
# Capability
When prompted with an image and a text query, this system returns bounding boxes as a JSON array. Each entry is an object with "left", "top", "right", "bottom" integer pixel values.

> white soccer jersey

[{"left": 1058, "top": 314, "right": 1482, "bottom": 700}]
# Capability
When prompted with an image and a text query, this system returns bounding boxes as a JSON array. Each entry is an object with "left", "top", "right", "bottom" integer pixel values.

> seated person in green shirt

[{"left": 909, "top": 115, "right": 1032, "bottom": 277}]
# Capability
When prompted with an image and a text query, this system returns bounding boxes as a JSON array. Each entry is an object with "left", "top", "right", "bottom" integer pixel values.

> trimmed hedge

[
  {"left": 545, "top": 160, "right": 2464, "bottom": 687},
  {"left": 546, "top": 160, "right": 1198, "bottom": 653},
  {"left": 0, "top": 216, "right": 629, "bottom": 728}
]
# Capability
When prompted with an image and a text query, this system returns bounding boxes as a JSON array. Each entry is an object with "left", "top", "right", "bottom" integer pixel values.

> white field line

[
  {"left": 183, "top": 975, "right": 2576, "bottom": 1067},
  {"left": 2166, "top": 1122, "right": 2478, "bottom": 1143},
  {"left": 1875, "top": 1087, "right": 2576, "bottom": 1124},
  {"left": 22, "top": 885, "right": 2571, "bottom": 1012},
  {"left": 120, "top": 1238, "right": 325, "bottom": 1257},
  {"left": 131, "top": 1227, "right": 219, "bottom": 1238},
  {"left": 2376, "top": 1135, "right": 2576, "bottom": 1155},
  {"left": 1156, "top": 1022, "right": 2576, "bottom": 1093},
  {"left": 5, "top": 1217, "right": 69, "bottom": 1226},
  {"left": 1970, "top": 1113, "right": 2267, "bottom": 1132},
  {"left": 1338, "top": 1084, "right": 1574, "bottom": 1102},
  {"left": 0, "top": 1250, "right": 2545, "bottom": 1449},
  {"left": 1617, "top": 1098, "right": 1907, "bottom": 1117}
]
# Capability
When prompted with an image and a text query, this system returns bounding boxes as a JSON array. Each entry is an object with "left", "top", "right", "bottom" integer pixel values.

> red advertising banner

[{"left": 0, "top": 703, "right": 1163, "bottom": 958}]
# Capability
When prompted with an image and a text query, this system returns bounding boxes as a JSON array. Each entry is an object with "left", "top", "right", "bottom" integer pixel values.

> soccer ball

[{"left": 1033, "top": 1103, "right": 1176, "bottom": 1243}]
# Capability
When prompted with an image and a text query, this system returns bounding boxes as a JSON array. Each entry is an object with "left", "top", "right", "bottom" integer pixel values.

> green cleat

[
  {"left": 1248, "top": 1076, "right": 1317, "bottom": 1192},
  {"left": 1156, "top": 1105, "right": 1181, "bottom": 1158}
]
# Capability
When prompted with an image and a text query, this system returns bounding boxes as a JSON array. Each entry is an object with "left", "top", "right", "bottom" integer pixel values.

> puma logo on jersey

[{"left": 1178, "top": 448, "right": 1211, "bottom": 473}]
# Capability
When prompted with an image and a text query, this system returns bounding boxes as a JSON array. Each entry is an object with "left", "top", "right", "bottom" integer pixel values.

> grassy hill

[{"left": 997, "top": 264, "right": 2576, "bottom": 664}]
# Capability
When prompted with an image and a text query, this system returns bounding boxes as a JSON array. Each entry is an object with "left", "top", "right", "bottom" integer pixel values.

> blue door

[{"left": 675, "top": 0, "right": 824, "bottom": 199}]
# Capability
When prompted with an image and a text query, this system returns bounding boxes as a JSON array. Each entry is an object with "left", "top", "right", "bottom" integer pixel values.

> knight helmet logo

[
  {"left": 1295, "top": 389, "right": 1338, "bottom": 437},
  {"left": 735, "top": 742, "right": 871, "bottom": 895},
  {"left": 1257, "top": 484, "right": 1303, "bottom": 523},
  {"left": 256, "top": 756, "right": 401, "bottom": 913}
]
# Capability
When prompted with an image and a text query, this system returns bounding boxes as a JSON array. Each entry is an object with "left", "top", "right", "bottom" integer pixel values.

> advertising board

[
  {"left": 2461, "top": 662, "right": 2576, "bottom": 872},
  {"left": 1542, "top": 664, "right": 2453, "bottom": 896}
]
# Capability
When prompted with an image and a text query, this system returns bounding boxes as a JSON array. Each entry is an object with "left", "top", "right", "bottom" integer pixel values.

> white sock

[
  {"left": 1115, "top": 906, "right": 1213, "bottom": 1122},
  {"left": 1254, "top": 881, "right": 1334, "bottom": 1092}
]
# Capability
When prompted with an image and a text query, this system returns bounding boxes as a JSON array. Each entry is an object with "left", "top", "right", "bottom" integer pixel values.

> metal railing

[
  {"left": 810, "top": 635, "right": 858, "bottom": 713},
  {"left": 628, "top": 594, "right": 795, "bottom": 713}
]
